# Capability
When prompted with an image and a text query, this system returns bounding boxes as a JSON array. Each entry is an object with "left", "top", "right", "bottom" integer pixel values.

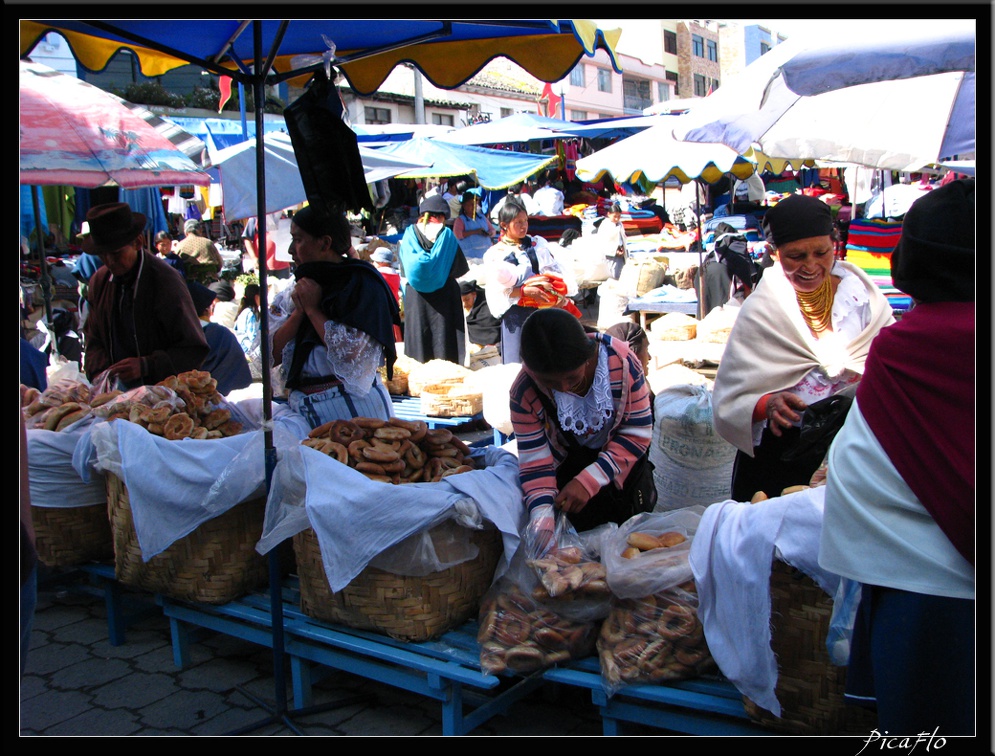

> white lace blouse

[
  {"left": 552, "top": 345, "right": 615, "bottom": 449},
  {"left": 270, "top": 284, "right": 384, "bottom": 397}
]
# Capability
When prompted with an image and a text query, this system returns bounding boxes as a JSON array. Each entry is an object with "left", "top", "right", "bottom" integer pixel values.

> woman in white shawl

[{"left": 711, "top": 194, "right": 894, "bottom": 501}]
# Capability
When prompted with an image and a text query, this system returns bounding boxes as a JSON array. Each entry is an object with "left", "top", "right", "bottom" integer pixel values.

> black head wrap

[
  {"left": 763, "top": 194, "right": 834, "bottom": 246},
  {"left": 604, "top": 321, "right": 648, "bottom": 351},
  {"left": 891, "top": 178, "right": 975, "bottom": 303}
]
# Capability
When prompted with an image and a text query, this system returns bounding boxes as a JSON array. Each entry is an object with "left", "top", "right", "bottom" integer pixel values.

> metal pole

[
  {"left": 30, "top": 185, "right": 55, "bottom": 349},
  {"left": 694, "top": 179, "right": 704, "bottom": 320}
]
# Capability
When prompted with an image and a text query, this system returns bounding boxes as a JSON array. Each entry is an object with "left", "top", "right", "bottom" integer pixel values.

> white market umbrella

[
  {"left": 210, "top": 131, "right": 428, "bottom": 218},
  {"left": 673, "top": 19, "right": 975, "bottom": 173},
  {"left": 435, "top": 112, "right": 578, "bottom": 146},
  {"left": 575, "top": 123, "right": 758, "bottom": 186}
]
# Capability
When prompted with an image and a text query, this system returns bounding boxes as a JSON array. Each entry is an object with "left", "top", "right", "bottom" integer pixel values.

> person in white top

[
  {"left": 596, "top": 202, "right": 627, "bottom": 280},
  {"left": 490, "top": 183, "right": 541, "bottom": 224},
  {"left": 533, "top": 176, "right": 565, "bottom": 216},
  {"left": 482, "top": 200, "right": 577, "bottom": 364}
]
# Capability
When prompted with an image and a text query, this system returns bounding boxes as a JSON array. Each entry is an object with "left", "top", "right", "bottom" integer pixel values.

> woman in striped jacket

[{"left": 509, "top": 308, "right": 656, "bottom": 556}]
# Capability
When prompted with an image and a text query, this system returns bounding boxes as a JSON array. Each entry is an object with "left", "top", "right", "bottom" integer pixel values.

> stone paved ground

[{"left": 20, "top": 576, "right": 626, "bottom": 737}]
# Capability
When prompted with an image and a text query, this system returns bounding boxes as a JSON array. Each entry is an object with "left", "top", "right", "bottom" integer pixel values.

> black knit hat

[
  {"left": 187, "top": 281, "right": 217, "bottom": 314},
  {"left": 763, "top": 194, "right": 834, "bottom": 247},
  {"left": 891, "top": 178, "right": 975, "bottom": 303}
]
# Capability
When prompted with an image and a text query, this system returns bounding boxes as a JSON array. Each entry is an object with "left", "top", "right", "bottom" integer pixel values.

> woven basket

[
  {"left": 420, "top": 383, "right": 484, "bottom": 417},
  {"left": 32, "top": 504, "right": 113, "bottom": 568},
  {"left": 294, "top": 523, "right": 503, "bottom": 642},
  {"left": 105, "top": 473, "right": 269, "bottom": 604},
  {"left": 742, "top": 560, "right": 878, "bottom": 735},
  {"left": 383, "top": 374, "right": 409, "bottom": 396}
]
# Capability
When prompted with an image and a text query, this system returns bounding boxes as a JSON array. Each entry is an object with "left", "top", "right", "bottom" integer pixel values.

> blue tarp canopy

[
  {"left": 374, "top": 138, "right": 557, "bottom": 190},
  {"left": 168, "top": 116, "right": 289, "bottom": 154}
]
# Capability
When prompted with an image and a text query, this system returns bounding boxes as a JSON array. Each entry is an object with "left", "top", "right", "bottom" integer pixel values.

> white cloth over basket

[
  {"left": 688, "top": 486, "right": 840, "bottom": 717},
  {"left": 82, "top": 399, "right": 310, "bottom": 561},
  {"left": 257, "top": 445, "right": 526, "bottom": 592},
  {"left": 27, "top": 426, "right": 106, "bottom": 508}
]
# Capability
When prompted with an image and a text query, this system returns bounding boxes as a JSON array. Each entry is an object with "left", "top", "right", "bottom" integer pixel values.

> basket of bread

[
  {"left": 292, "top": 416, "right": 501, "bottom": 641},
  {"left": 23, "top": 379, "right": 113, "bottom": 567},
  {"left": 101, "top": 370, "right": 268, "bottom": 604}
]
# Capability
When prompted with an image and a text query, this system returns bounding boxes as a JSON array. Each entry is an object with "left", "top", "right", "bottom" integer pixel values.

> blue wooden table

[
  {"left": 157, "top": 578, "right": 542, "bottom": 736},
  {"left": 543, "top": 656, "right": 771, "bottom": 736}
]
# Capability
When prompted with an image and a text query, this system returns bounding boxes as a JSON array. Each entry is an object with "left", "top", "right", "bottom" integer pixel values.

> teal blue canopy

[{"left": 374, "top": 138, "right": 557, "bottom": 190}]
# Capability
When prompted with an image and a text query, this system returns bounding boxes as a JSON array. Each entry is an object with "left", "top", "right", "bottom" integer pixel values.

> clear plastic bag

[
  {"left": 603, "top": 508, "right": 704, "bottom": 600},
  {"left": 477, "top": 572, "right": 599, "bottom": 676},
  {"left": 826, "top": 577, "right": 861, "bottom": 666},
  {"left": 22, "top": 376, "right": 94, "bottom": 430},
  {"left": 598, "top": 507, "right": 715, "bottom": 695},
  {"left": 598, "top": 584, "right": 716, "bottom": 696}
]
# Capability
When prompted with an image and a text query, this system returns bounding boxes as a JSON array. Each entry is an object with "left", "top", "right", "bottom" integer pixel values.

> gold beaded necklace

[{"left": 795, "top": 277, "right": 834, "bottom": 334}]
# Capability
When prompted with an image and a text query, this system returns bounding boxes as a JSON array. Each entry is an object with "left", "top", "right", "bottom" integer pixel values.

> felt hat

[
  {"left": 419, "top": 194, "right": 450, "bottom": 216},
  {"left": 762, "top": 194, "right": 833, "bottom": 247},
  {"left": 208, "top": 280, "right": 236, "bottom": 302},
  {"left": 80, "top": 203, "right": 147, "bottom": 255},
  {"left": 891, "top": 178, "right": 975, "bottom": 303},
  {"left": 187, "top": 281, "right": 217, "bottom": 314}
]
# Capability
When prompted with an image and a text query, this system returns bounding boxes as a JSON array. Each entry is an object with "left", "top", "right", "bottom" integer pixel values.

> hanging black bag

[{"left": 284, "top": 67, "right": 373, "bottom": 214}]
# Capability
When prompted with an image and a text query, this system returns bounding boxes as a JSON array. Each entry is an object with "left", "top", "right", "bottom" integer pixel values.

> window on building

[
  {"left": 599, "top": 113, "right": 614, "bottom": 120},
  {"left": 664, "top": 30, "right": 677, "bottom": 55},
  {"left": 692, "top": 34, "right": 704, "bottom": 58},
  {"left": 658, "top": 81, "right": 670, "bottom": 101},
  {"left": 693, "top": 74, "right": 708, "bottom": 97},
  {"left": 500, "top": 107, "right": 514, "bottom": 118},
  {"left": 706, "top": 39, "right": 718, "bottom": 62},
  {"left": 666, "top": 70, "right": 678, "bottom": 84},
  {"left": 597, "top": 68, "right": 612, "bottom": 92},
  {"left": 431, "top": 113, "right": 454, "bottom": 127},
  {"left": 570, "top": 109, "right": 588, "bottom": 121},
  {"left": 570, "top": 66, "right": 585, "bottom": 87},
  {"left": 623, "top": 77, "right": 652, "bottom": 113},
  {"left": 364, "top": 106, "right": 391, "bottom": 124},
  {"left": 760, "top": 41, "right": 771, "bottom": 55}
]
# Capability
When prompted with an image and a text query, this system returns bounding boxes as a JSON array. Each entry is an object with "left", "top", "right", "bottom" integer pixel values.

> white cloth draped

[
  {"left": 81, "top": 399, "right": 310, "bottom": 560},
  {"left": 689, "top": 487, "right": 840, "bottom": 717},
  {"left": 257, "top": 445, "right": 526, "bottom": 592}
]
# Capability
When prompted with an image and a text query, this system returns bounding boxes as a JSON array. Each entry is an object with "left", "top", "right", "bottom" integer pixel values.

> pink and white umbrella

[{"left": 19, "top": 60, "right": 211, "bottom": 188}]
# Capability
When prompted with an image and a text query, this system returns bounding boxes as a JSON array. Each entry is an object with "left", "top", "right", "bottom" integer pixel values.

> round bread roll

[{"left": 44, "top": 402, "right": 82, "bottom": 431}]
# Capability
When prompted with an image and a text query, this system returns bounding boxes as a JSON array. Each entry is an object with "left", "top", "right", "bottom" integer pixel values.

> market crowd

[{"left": 20, "top": 173, "right": 975, "bottom": 737}]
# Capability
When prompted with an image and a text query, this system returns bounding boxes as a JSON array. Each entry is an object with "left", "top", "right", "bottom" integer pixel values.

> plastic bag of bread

[
  {"left": 524, "top": 509, "right": 613, "bottom": 612},
  {"left": 598, "top": 581, "right": 716, "bottom": 695},
  {"left": 22, "top": 378, "right": 95, "bottom": 432},
  {"left": 477, "top": 568, "right": 599, "bottom": 676},
  {"left": 477, "top": 524, "right": 613, "bottom": 676},
  {"left": 598, "top": 507, "right": 715, "bottom": 694},
  {"left": 90, "top": 370, "right": 246, "bottom": 440}
]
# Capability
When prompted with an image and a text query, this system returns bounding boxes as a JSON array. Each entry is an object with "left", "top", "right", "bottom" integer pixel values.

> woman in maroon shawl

[{"left": 819, "top": 178, "right": 976, "bottom": 735}]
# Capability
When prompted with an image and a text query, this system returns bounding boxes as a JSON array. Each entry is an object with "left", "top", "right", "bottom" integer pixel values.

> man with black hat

[{"left": 81, "top": 202, "right": 208, "bottom": 389}]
